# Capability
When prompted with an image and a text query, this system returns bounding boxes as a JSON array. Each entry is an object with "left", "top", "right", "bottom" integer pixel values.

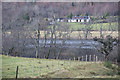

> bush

[
  {"left": 104, "top": 61, "right": 113, "bottom": 69},
  {"left": 23, "top": 13, "right": 29, "bottom": 21},
  {"left": 116, "top": 68, "right": 120, "bottom": 75},
  {"left": 104, "top": 61, "right": 119, "bottom": 76},
  {"left": 106, "top": 71, "right": 114, "bottom": 76},
  {"left": 117, "top": 71, "right": 120, "bottom": 75}
]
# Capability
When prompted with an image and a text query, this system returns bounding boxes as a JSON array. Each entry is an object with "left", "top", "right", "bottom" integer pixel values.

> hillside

[
  {"left": 2, "top": 2, "right": 118, "bottom": 31},
  {"left": 1, "top": 55, "right": 119, "bottom": 78}
]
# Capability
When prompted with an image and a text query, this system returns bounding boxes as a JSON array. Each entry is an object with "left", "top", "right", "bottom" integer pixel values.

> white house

[
  {"left": 68, "top": 16, "right": 90, "bottom": 23},
  {"left": 71, "top": 19, "right": 77, "bottom": 22},
  {"left": 57, "top": 18, "right": 64, "bottom": 22},
  {"left": 57, "top": 16, "right": 90, "bottom": 23}
]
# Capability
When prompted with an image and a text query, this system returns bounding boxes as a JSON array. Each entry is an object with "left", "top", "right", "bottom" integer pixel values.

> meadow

[
  {"left": 59, "top": 22, "right": 118, "bottom": 31},
  {"left": 1, "top": 55, "right": 119, "bottom": 78}
]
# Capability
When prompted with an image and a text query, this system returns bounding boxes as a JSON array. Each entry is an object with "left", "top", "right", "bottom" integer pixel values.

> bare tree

[
  {"left": 94, "top": 35, "right": 119, "bottom": 61},
  {"left": 82, "top": 22, "right": 93, "bottom": 39}
]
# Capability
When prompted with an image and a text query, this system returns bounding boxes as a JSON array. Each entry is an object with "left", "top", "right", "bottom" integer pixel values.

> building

[
  {"left": 57, "top": 18, "right": 64, "bottom": 22},
  {"left": 57, "top": 16, "right": 90, "bottom": 23},
  {"left": 68, "top": 16, "right": 90, "bottom": 22}
]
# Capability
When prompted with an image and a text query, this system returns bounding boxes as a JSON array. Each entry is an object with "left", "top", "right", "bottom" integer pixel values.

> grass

[
  {"left": 0, "top": 55, "right": 2, "bottom": 79},
  {"left": 1, "top": 54, "right": 119, "bottom": 78},
  {"left": 58, "top": 22, "right": 118, "bottom": 31},
  {"left": 38, "top": 31, "right": 118, "bottom": 39}
]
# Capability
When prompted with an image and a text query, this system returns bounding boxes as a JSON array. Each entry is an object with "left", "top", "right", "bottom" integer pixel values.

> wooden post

[
  {"left": 78, "top": 57, "right": 80, "bottom": 61},
  {"left": 86, "top": 55, "right": 87, "bottom": 62},
  {"left": 58, "top": 60, "right": 59, "bottom": 68},
  {"left": 44, "top": 55, "right": 45, "bottom": 59},
  {"left": 104, "top": 55, "right": 105, "bottom": 61},
  {"left": 94, "top": 55, "right": 95, "bottom": 62},
  {"left": 115, "top": 59, "right": 117, "bottom": 64},
  {"left": 56, "top": 56, "right": 58, "bottom": 60},
  {"left": 82, "top": 56, "right": 83, "bottom": 61},
  {"left": 96, "top": 56, "right": 98, "bottom": 62},
  {"left": 16, "top": 66, "right": 19, "bottom": 79},
  {"left": 89, "top": 55, "right": 91, "bottom": 62},
  {"left": 74, "top": 57, "right": 75, "bottom": 61},
  {"left": 69, "top": 58, "right": 71, "bottom": 66}
]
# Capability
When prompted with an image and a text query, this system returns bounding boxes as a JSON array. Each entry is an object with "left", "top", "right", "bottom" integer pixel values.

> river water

[{"left": 26, "top": 39, "right": 101, "bottom": 49}]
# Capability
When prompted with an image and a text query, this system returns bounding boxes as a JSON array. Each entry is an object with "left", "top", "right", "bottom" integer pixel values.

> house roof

[
  {"left": 58, "top": 16, "right": 90, "bottom": 20},
  {"left": 72, "top": 16, "right": 90, "bottom": 19}
]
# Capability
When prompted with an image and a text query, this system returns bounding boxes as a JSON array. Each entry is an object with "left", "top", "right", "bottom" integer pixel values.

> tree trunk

[
  {"left": 36, "top": 26, "right": 40, "bottom": 58},
  {"left": 105, "top": 56, "right": 108, "bottom": 61},
  {"left": 85, "top": 29, "right": 88, "bottom": 39},
  {"left": 100, "top": 24, "right": 103, "bottom": 39}
]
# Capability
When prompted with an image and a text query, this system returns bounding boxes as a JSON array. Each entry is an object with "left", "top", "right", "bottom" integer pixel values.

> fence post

[
  {"left": 96, "top": 56, "right": 98, "bottom": 62},
  {"left": 56, "top": 56, "right": 58, "bottom": 60},
  {"left": 82, "top": 56, "right": 83, "bottom": 61},
  {"left": 69, "top": 58, "right": 71, "bottom": 66},
  {"left": 104, "top": 55, "right": 105, "bottom": 61},
  {"left": 86, "top": 55, "right": 87, "bottom": 62},
  {"left": 78, "top": 57, "right": 80, "bottom": 61},
  {"left": 74, "top": 57, "right": 75, "bottom": 61},
  {"left": 57, "top": 59, "right": 59, "bottom": 68},
  {"left": 115, "top": 59, "right": 118, "bottom": 64},
  {"left": 16, "top": 66, "right": 19, "bottom": 79},
  {"left": 89, "top": 55, "right": 91, "bottom": 62},
  {"left": 94, "top": 55, "right": 95, "bottom": 62},
  {"left": 44, "top": 54, "right": 45, "bottom": 59}
]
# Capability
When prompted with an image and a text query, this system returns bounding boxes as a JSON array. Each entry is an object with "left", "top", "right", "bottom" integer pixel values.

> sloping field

[{"left": 1, "top": 55, "right": 119, "bottom": 78}]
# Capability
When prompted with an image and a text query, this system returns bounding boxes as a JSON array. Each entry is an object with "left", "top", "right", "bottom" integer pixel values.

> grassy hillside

[{"left": 1, "top": 55, "right": 119, "bottom": 78}]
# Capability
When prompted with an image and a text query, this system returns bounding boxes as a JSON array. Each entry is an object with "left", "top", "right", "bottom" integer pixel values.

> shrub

[
  {"left": 23, "top": 13, "right": 29, "bottom": 21},
  {"left": 117, "top": 71, "right": 120, "bottom": 75},
  {"left": 104, "top": 61, "right": 119, "bottom": 76},
  {"left": 116, "top": 68, "right": 120, "bottom": 75},
  {"left": 104, "top": 61, "right": 113, "bottom": 69},
  {"left": 106, "top": 71, "right": 114, "bottom": 76}
]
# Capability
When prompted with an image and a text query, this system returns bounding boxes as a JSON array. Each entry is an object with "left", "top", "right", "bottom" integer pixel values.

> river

[{"left": 26, "top": 39, "right": 101, "bottom": 49}]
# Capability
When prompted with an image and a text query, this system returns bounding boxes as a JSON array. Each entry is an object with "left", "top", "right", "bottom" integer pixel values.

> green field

[
  {"left": 57, "top": 22, "right": 118, "bottom": 31},
  {"left": 1, "top": 55, "right": 119, "bottom": 78}
]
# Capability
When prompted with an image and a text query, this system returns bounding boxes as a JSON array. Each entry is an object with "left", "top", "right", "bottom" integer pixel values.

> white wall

[
  {"left": 71, "top": 19, "right": 77, "bottom": 22},
  {"left": 81, "top": 19, "right": 84, "bottom": 22}
]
